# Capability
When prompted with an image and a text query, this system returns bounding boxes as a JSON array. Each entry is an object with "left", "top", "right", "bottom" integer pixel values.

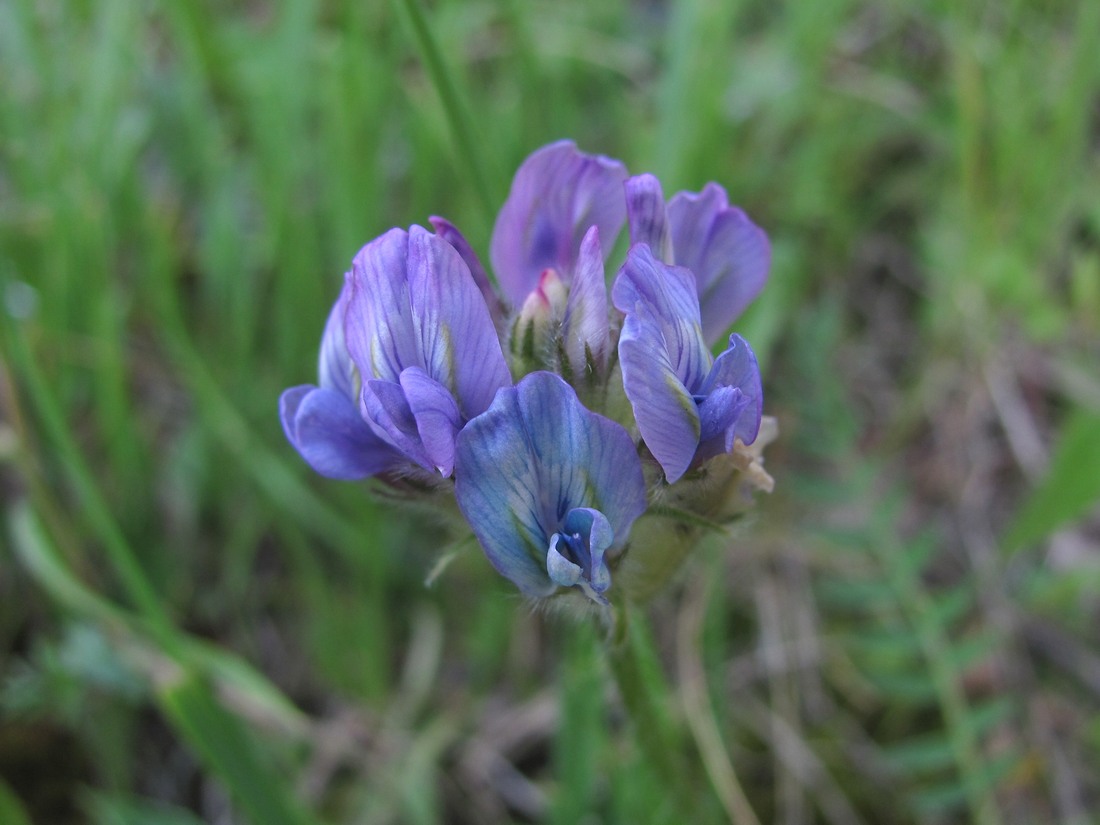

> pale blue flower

[{"left": 454, "top": 371, "right": 646, "bottom": 602}]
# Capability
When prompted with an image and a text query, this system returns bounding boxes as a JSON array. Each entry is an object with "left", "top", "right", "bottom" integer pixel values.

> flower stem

[{"left": 606, "top": 602, "right": 703, "bottom": 819}]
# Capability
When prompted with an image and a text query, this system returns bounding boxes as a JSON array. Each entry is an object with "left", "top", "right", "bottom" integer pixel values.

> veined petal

[
  {"left": 490, "top": 141, "right": 627, "bottom": 306},
  {"left": 703, "top": 333, "right": 763, "bottom": 445},
  {"left": 453, "top": 383, "right": 560, "bottom": 597},
  {"left": 344, "top": 228, "right": 418, "bottom": 383},
  {"left": 400, "top": 367, "right": 463, "bottom": 476},
  {"left": 612, "top": 244, "right": 711, "bottom": 391},
  {"left": 406, "top": 225, "right": 511, "bottom": 419},
  {"left": 560, "top": 226, "right": 609, "bottom": 377},
  {"left": 317, "top": 287, "right": 355, "bottom": 398},
  {"left": 361, "top": 377, "right": 433, "bottom": 472},
  {"left": 513, "top": 373, "right": 647, "bottom": 536},
  {"left": 279, "top": 385, "right": 398, "bottom": 480},
  {"left": 559, "top": 507, "right": 614, "bottom": 598},
  {"left": 344, "top": 226, "right": 511, "bottom": 429},
  {"left": 695, "top": 385, "right": 751, "bottom": 465},
  {"left": 547, "top": 535, "right": 583, "bottom": 587},
  {"left": 666, "top": 183, "right": 728, "bottom": 267},
  {"left": 428, "top": 216, "right": 504, "bottom": 324},
  {"left": 667, "top": 184, "right": 771, "bottom": 345},
  {"left": 454, "top": 372, "right": 645, "bottom": 597},
  {"left": 547, "top": 507, "right": 615, "bottom": 604},
  {"left": 617, "top": 308, "right": 701, "bottom": 483},
  {"left": 625, "top": 174, "right": 671, "bottom": 261}
]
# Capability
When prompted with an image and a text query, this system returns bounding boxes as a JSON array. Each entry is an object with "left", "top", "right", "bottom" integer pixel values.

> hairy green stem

[{"left": 606, "top": 603, "right": 703, "bottom": 819}]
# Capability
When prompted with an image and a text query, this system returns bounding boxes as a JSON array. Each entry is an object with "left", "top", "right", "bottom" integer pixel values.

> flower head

[
  {"left": 454, "top": 371, "right": 646, "bottom": 603},
  {"left": 279, "top": 141, "right": 776, "bottom": 606}
]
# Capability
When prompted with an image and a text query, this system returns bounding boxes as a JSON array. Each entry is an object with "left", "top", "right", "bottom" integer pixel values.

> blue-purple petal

[
  {"left": 667, "top": 184, "right": 771, "bottom": 344},
  {"left": 696, "top": 386, "right": 748, "bottom": 445},
  {"left": 280, "top": 385, "right": 398, "bottom": 480},
  {"left": 490, "top": 141, "right": 628, "bottom": 306},
  {"left": 360, "top": 367, "right": 464, "bottom": 476},
  {"left": 546, "top": 535, "right": 583, "bottom": 588},
  {"left": 616, "top": 306, "right": 701, "bottom": 483},
  {"left": 406, "top": 225, "right": 511, "bottom": 417},
  {"left": 560, "top": 226, "right": 609, "bottom": 376},
  {"left": 317, "top": 288, "right": 355, "bottom": 398},
  {"left": 343, "top": 225, "right": 511, "bottom": 435},
  {"left": 559, "top": 507, "right": 614, "bottom": 596},
  {"left": 361, "top": 377, "right": 432, "bottom": 472},
  {"left": 694, "top": 386, "right": 752, "bottom": 466},
  {"left": 429, "top": 215, "right": 504, "bottom": 325},
  {"left": 400, "top": 367, "right": 463, "bottom": 476},
  {"left": 547, "top": 507, "right": 614, "bottom": 603},
  {"left": 612, "top": 244, "right": 711, "bottom": 392},
  {"left": 703, "top": 333, "right": 763, "bottom": 445},
  {"left": 454, "top": 372, "right": 646, "bottom": 597},
  {"left": 625, "top": 174, "right": 671, "bottom": 261},
  {"left": 344, "top": 228, "right": 419, "bottom": 383}
]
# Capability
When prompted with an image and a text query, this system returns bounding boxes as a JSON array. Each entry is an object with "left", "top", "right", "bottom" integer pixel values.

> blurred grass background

[{"left": 2, "top": 0, "right": 1100, "bottom": 823}]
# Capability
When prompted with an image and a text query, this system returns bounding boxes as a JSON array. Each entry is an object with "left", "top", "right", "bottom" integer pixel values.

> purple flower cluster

[{"left": 280, "top": 141, "right": 771, "bottom": 604}]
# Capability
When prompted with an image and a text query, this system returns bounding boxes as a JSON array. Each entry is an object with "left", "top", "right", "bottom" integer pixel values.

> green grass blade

[
  {"left": 1004, "top": 409, "right": 1100, "bottom": 553},
  {"left": 158, "top": 673, "right": 317, "bottom": 825},
  {"left": 3, "top": 323, "right": 179, "bottom": 653},
  {"left": 0, "top": 779, "right": 33, "bottom": 825},
  {"left": 9, "top": 499, "right": 309, "bottom": 739},
  {"left": 393, "top": 0, "right": 498, "bottom": 226}
]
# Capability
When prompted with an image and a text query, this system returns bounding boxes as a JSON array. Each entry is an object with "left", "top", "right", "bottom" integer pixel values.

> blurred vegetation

[{"left": 2, "top": 0, "right": 1099, "bottom": 823}]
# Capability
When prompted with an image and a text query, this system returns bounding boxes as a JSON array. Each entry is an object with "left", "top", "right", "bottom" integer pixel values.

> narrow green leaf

[
  {"left": 844, "top": 627, "right": 923, "bottom": 669},
  {"left": 863, "top": 670, "right": 937, "bottom": 703},
  {"left": 910, "top": 751, "right": 1020, "bottom": 817},
  {"left": 83, "top": 792, "right": 208, "bottom": 825},
  {"left": 10, "top": 500, "right": 309, "bottom": 738},
  {"left": 963, "top": 697, "right": 1016, "bottom": 739},
  {"left": 883, "top": 733, "right": 956, "bottom": 775},
  {"left": 909, "top": 775, "right": 969, "bottom": 816},
  {"left": 0, "top": 779, "right": 33, "bottom": 825},
  {"left": 158, "top": 673, "right": 316, "bottom": 825},
  {"left": 8, "top": 500, "right": 127, "bottom": 625},
  {"left": 944, "top": 631, "right": 1000, "bottom": 672},
  {"left": 816, "top": 578, "right": 898, "bottom": 611},
  {"left": 1005, "top": 409, "right": 1100, "bottom": 553},
  {"left": 922, "top": 582, "right": 974, "bottom": 631},
  {"left": 392, "top": 0, "right": 497, "bottom": 226}
]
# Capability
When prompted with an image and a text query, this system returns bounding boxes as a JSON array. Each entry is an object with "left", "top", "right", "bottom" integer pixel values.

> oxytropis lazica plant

[{"left": 280, "top": 141, "right": 776, "bottom": 610}]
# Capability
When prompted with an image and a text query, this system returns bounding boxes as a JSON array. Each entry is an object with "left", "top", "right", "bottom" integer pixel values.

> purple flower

[
  {"left": 613, "top": 244, "right": 763, "bottom": 484},
  {"left": 279, "top": 294, "right": 401, "bottom": 480},
  {"left": 625, "top": 174, "right": 770, "bottom": 346},
  {"left": 341, "top": 225, "right": 512, "bottom": 477},
  {"left": 490, "top": 140, "right": 628, "bottom": 308},
  {"left": 455, "top": 372, "right": 647, "bottom": 602}
]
